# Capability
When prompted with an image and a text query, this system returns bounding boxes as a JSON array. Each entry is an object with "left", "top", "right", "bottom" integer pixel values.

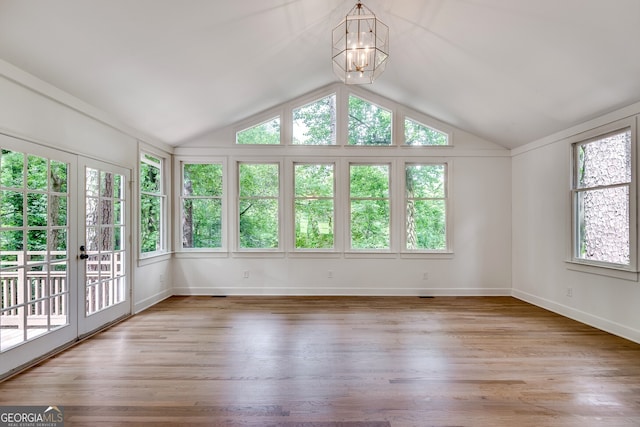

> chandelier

[{"left": 332, "top": 2, "right": 389, "bottom": 84}]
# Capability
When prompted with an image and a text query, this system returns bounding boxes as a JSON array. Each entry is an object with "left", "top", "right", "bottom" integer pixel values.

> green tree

[
  {"left": 237, "top": 118, "right": 281, "bottom": 144},
  {"left": 348, "top": 96, "right": 392, "bottom": 146},
  {"left": 239, "top": 163, "right": 279, "bottom": 248},
  {"left": 293, "top": 95, "right": 337, "bottom": 145},
  {"left": 182, "top": 163, "right": 223, "bottom": 248}
]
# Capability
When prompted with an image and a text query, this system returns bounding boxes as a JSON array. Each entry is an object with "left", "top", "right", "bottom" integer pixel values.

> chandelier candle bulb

[{"left": 332, "top": 2, "right": 389, "bottom": 84}]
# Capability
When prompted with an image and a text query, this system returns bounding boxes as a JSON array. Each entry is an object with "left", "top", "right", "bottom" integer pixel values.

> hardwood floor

[{"left": 1, "top": 296, "right": 639, "bottom": 426}]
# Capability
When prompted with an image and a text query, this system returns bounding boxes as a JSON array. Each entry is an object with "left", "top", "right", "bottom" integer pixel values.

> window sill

[
  {"left": 565, "top": 260, "right": 639, "bottom": 281},
  {"left": 232, "top": 251, "right": 286, "bottom": 258},
  {"left": 400, "top": 251, "right": 454, "bottom": 259},
  {"left": 138, "top": 252, "right": 172, "bottom": 266},
  {"left": 175, "top": 251, "right": 229, "bottom": 259},
  {"left": 344, "top": 251, "right": 398, "bottom": 259}
]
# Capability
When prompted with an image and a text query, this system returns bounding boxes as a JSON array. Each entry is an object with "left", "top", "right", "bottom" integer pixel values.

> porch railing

[{"left": 1, "top": 251, "right": 123, "bottom": 329}]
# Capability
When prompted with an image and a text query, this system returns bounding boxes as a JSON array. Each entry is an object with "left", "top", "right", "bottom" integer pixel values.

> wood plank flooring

[{"left": 1, "top": 296, "right": 639, "bottom": 426}]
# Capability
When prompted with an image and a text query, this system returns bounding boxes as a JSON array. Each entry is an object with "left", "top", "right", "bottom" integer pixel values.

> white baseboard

[
  {"left": 512, "top": 289, "right": 640, "bottom": 344},
  {"left": 172, "top": 286, "right": 511, "bottom": 297},
  {"left": 134, "top": 288, "right": 173, "bottom": 313}
]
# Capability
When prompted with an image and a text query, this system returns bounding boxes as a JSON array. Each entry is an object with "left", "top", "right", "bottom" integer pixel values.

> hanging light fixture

[{"left": 332, "top": 2, "right": 389, "bottom": 84}]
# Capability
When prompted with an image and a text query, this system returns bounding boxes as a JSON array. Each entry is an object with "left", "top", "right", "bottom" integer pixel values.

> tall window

[
  {"left": 350, "top": 164, "right": 390, "bottom": 249},
  {"left": 181, "top": 163, "right": 223, "bottom": 249},
  {"left": 572, "top": 128, "right": 633, "bottom": 266},
  {"left": 294, "top": 163, "right": 335, "bottom": 249},
  {"left": 140, "top": 153, "right": 164, "bottom": 255},
  {"left": 238, "top": 163, "right": 280, "bottom": 249},
  {"left": 405, "top": 164, "right": 447, "bottom": 250}
]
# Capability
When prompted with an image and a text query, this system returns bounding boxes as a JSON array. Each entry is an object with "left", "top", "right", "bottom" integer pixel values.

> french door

[
  {"left": 0, "top": 134, "right": 131, "bottom": 377},
  {"left": 78, "top": 158, "right": 131, "bottom": 336}
]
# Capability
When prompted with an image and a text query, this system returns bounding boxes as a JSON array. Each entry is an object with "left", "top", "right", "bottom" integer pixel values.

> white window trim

[{"left": 566, "top": 116, "right": 638, "bottom": 276}]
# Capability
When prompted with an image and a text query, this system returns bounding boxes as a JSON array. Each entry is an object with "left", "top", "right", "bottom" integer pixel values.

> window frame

[
  {"left": 177, "top": 158, "right": 227, "bottom": 253},
  {"left": 402, "top": 161, "right": 451, "bottom": 253},
  {"left": 138, "top": 148, "right": 169, "bottom": 260},
  {"left": 567, "top": 117, "right": 638, "bottom": 276},
  {"left": 234, "top": 159, "right": 283, "bottom": 254},
  {"left": 292, "top": 161, "right": 338, "bottom": 252},
  {"left": 347, "top": 161, "right": 393, "bottom": 253}
]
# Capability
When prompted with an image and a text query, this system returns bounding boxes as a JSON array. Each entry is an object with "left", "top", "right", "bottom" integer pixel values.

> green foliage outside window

[
  {"left": 293, "top": 95, "right": 337, "bottom": 145},
  {"left": 348, "top": 96, "right": 392, "bottom": 146},
  {"left": 350, "top": 164, "right": 390, "bottom": 249},
  {"left": 1, "top": 150, "right": 68, "bottom": 255},
  {"left": 140, "top": 154, "right": 162, "bottom": 253},
  {"left": 239, "top": 163, "right": 279, "bottom": 248},
  {"left": 182, "top": 163, "right": 223, "bottom": 248},
  {"left": 405, "top": 118, "right": 448, "bottom": 146},
  {"left": 236, "top": 117, "right": 281, "bottom": 144},
  {"left": 406, "top": 164, "right": 446, "bottom": 250},
  {"left": 295, "top": 164, "right": 334, "bottom": 249}
]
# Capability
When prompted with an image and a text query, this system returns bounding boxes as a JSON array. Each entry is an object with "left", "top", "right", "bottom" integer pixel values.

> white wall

[
  {"left": 512, "top": 103, "right": 640, "bottom": 343},
  {"left": 0, "top": 61, "right": 173, "bottom": 315},
  {"left": 172, "top": 151, "right": 511, "bottom": 296}
]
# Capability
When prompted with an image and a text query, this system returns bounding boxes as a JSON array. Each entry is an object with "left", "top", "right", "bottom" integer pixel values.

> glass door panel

[
  {"left": 78, "top": 158, "right": 130, "bottom": 336},
  {"left": 0, "top": 134, "right": 77, "bottom": 376}
]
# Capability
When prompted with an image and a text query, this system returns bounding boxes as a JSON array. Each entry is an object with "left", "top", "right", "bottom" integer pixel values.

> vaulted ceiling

[{"left": 1, "top": 0, "right": 639, "bottom": 149}]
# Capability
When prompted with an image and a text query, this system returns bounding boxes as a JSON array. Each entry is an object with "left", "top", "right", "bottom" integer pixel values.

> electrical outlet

[
  {"left": 423, "top": 272, "right": 429, "bottom": 280},
  {"left": 567, "top": 287, "right": 573, "bottom": 297},
  {"left": 243, "top": 270, "right": 250, "bottom": 279},
  {"left": 328, "top": 270, "right": 333, "bottom": 279}
]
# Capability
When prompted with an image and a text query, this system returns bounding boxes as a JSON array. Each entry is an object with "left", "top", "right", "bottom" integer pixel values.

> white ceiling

[{"left": 1, "top": 0, "right": 639, "bottom": 149}]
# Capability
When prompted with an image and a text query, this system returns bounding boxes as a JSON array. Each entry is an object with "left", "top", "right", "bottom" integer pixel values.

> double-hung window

[
  {"left": 294, "top": 163, "right": 335, "bottom": 250},
  {"left": 181, "top": 163, "right": 223, "bottom": 249},
  {"left": 238, "top": 162, "right": 280, "bottom": 249},
  {"left": 405, "top": 163, "right": 448, "bottom": 251},
  {"left": 349, "top": 163, "right": 391, "bottom": 250},
  {"left": 571, "top": 122, "right": 636, "bottom": 270},
  {"left": 139, "top": 153, "right": 165, "bottom": 255}
]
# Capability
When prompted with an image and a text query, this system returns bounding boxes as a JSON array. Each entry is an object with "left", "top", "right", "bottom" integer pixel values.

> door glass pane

[
  {"left": 84, "top": 167, "right": 126, "bottom": 316},
  {"left": 0, "top": 147, "right": 70, "bottom": 353},
  {"left": 27, "top": 155, "right": 47, "bottom": 190}
]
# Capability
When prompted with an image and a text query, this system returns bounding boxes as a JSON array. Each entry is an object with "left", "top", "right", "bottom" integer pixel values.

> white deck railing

[{"left": 1, "top": 251, "right": 124, "bottom": 328}]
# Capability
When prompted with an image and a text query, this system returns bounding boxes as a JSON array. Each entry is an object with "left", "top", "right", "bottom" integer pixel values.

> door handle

[{"left": 79, "top": 245, "right": 89, "bottom": 260}]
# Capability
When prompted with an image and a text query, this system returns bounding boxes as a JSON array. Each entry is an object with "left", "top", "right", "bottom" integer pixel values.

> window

[
  {"left": 140, "top": 153, "right": 165, "bottom": 255},
  {"left": 405, "top": 164, "right": 447, "bottom": 250},
  {"left": 572, "top": 128, "right": 633, "bottom": 267},
  {"left": 293, "top": 94, "right": 337, "bottom": 145},
  {"left": 348, "top": 95, "right": 392, "bottom": 146},
  {"left": 294, "top": 163, "right": 335, "bottom": 249},
  {"left": 181, "top": 163, "right": 223, "bottom": 249},
  {"left": 238, "top": 163, "right": 280, "bottom": 249},
  {"left": 404, "top": 118, "right": 449, "bottom": 146},
  {"left": 350, "top": 164, "right": 390, "bottom": 249},
  {"left": 236, "top": 117, "right": 281, "bottom": 145}
]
